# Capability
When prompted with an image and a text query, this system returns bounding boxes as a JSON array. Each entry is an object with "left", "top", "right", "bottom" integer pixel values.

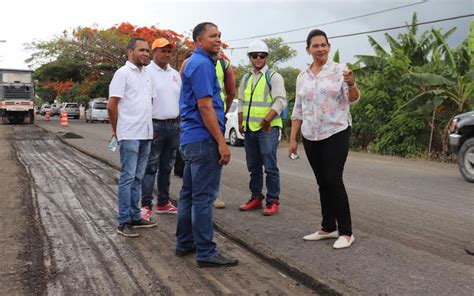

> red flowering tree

[
  {"left": 46, "top": 81, "right": 75, "bottom": 96},
  {"left": 28, "top": 22, "right": 197, "bottom": 101}
]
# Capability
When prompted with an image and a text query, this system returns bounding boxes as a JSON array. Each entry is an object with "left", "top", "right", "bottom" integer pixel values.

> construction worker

[
  {"left": 238, "top": 39, "right": 287, "bottom": 216},
  {"left": 179, "top": 50, "right": 236, "bottom": 209}
]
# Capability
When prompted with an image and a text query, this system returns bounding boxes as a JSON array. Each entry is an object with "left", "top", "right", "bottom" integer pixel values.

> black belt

[{"left": 153, "top": 118, "right": 179, "bottom": 123}]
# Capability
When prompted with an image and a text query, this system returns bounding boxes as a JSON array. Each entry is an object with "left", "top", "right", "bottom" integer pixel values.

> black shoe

[
  {"left": 117, "top": 224, "right": 139, "bottom": 237},
  {"left": 175, "top": 246, "right": 196, "bottom": 257},
  {"left": 131, "top": 218, "right": 157, "bottom": 228},
  {"left": 197, "top": 254, "right": 238, "bottom": 268}
]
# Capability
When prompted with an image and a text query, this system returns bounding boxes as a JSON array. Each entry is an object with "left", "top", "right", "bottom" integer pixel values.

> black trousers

[{"left": 303, "top": 127, "right": 352, "bottom": 236}]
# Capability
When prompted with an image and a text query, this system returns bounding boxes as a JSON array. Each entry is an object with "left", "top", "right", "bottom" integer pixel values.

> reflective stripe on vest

[
  {"left": 242, "top": 71, "right": 283, "bottom": 132},
  {"left": 215, "top": 59, "right": 228, "bottom": 109}
]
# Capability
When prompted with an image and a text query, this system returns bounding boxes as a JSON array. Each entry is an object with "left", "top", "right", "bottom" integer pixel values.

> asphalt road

[{"left": 34, "top": 116, "right": 474, "bottom": 295}]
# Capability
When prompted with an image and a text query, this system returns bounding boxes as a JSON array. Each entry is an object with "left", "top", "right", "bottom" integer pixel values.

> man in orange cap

[{"left": 141, "top": 38, "right": 181, "bottom": 220}]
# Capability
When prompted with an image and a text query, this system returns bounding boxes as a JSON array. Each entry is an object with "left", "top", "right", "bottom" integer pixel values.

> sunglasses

[{"left": 249, "top": 53, "right": 268, "bottom": 59}]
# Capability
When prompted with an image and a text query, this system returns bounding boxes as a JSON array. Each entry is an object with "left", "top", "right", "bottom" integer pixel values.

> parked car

[
  {"left": 50, "top": 103, "right": 61, "bottom": 116},
  {"left": 40, "top": 104, "right": 51, "bottom": 116},
  {"left": 85, "top": 98, "right": 109, "bottom": 123},
  {"left": 61, "top": 102, "right": 80, "bottom": 119},
  {"left": 449, "top": 111, "right": 474, "bottom": 183},
  {"left": 224, "top": 99, "right": 244, "bottom": 146}
]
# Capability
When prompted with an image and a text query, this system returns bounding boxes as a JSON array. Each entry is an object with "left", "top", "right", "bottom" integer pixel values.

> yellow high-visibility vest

[
  {"left": 215, "top": 59, "right": 228, "bottom": 109},
  {"left": 242, "top": 70, "right": 282, "bottom": 132}
]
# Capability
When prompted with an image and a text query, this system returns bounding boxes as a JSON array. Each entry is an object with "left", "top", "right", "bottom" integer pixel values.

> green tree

[
  {"left": 351, "top": 13, "right": 472, "bottom": 157},
  {"left": 402, "top": 31, "right": 473, "bottom": 155},
  {"left": 264, "top": 37, "right": 297, "bottom": 69},
  {"left": 278, "top": 67, "right": 300, "bottom": 140}
]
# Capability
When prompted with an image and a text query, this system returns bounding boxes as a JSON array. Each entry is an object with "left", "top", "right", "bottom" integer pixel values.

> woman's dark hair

[
  {"left": 306, "top": 29, "right": 329, "bottom": 48},
  {"left": 192, "top": 22, "right": 217, "bottom": 42}
]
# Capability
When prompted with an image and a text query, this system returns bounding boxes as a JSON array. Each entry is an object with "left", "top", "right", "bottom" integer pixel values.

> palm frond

[
  {"left": 432, "top": 29, "right": 456, "bottom": 69},
  {"left": 404, "top": 73, "right": 455, "bottom": 86},
  {"left": 368, "top": 36, "right": 388, "bottom": 57},
  {"left": 384, "top": 34, "right": 401, "bottom": 52}
]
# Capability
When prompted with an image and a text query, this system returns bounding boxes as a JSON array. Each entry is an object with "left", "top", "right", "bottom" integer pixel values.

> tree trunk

[{"left": 428, "top": 106, "right": 437, "bottom": 159}]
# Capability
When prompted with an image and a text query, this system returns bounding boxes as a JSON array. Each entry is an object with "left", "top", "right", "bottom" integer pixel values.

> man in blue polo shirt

[{"left": 175, "top": 22, "right": 238, "bottom": 267}]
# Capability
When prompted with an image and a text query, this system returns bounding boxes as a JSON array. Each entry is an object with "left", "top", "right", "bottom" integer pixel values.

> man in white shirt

[
  {"left": 140, "top": 38, "right": 181, "bottom": 220},
  {"left": 108, "top": 37, "right": 157, "bottom": 237}
]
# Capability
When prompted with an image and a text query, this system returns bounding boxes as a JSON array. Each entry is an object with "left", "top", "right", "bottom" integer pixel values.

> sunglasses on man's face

[{"left": 249, "top": 53, "right": 268, "bottom": 59}]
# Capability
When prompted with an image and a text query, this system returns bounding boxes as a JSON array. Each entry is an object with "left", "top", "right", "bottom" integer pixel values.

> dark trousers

[
  {"left": 303, "top": 127, "right": 352, "bottom": 236},
  {"left": 142, "top": 120, "right": 180, "bottom": 207},
  {"left": 176, "top": 140, "right": 222, "bottom": 260},
  {"left": 174, "top": 150, "right": 184, "bottom": 177}
]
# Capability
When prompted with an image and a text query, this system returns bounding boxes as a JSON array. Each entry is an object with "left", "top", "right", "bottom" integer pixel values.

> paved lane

[{"left": 36, "top": 117, "right": 474, "bottom": 295}]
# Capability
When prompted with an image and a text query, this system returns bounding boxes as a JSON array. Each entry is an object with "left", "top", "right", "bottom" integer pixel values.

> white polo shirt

[
  {"left": 146, "top": 61, "right": 181, "bottom": 120},
  {"left": 109, "top": 61, "right": 153, "bottom": 141}
]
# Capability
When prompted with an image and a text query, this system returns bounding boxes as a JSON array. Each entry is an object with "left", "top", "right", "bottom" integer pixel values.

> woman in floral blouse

[{"left": 289, "top": 29, "right": 360, "bottom": 249}]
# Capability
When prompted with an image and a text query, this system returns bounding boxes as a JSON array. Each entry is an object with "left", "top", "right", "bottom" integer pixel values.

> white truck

[{"left": 0, "top": 69, "right": 35, "bottom": 124}]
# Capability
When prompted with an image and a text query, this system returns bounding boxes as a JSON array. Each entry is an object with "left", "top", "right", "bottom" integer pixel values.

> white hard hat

[{"left": 248, "top": 39, "right": 269, "bottom": 54}]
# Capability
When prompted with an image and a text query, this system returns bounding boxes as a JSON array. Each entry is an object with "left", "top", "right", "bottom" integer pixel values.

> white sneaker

[
  {"left": 333, "top": 235, "right": 355, "bottom": 249},
  {"left": 303, "top": 230, "right": 339, "bottom": 241}
]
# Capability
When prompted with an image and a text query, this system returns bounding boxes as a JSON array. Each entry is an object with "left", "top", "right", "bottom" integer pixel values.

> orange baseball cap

[{"left": 152, "top": 38, "right": 174, "bottom": 49}]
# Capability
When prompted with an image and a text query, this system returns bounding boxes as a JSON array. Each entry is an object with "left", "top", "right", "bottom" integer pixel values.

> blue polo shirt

[{"left": 179, "top": 48, "right": 224, "bottom": 145}]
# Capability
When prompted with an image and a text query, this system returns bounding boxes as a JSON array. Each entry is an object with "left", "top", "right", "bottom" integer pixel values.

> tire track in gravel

[
  {"left": 14, "top": 127, "right": 170, "bottom": 295},
  {"left": 13, "top": 125, "right": 316, "bottom": 295}
]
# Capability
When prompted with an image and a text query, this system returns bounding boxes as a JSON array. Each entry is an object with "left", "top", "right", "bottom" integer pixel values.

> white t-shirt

[
  {"left": 109, "top": 61, "right": 153, "bottom": 141},
  {"left": 146, "top": 61, "right": 181, "bottom": 119}
]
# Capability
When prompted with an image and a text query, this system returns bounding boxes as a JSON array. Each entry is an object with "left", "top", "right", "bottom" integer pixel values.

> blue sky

[{"left": 0, "top": 0, "right": 472, "bottom": 70}]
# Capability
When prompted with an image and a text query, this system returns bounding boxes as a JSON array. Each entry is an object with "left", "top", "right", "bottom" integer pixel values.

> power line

[
  {"left": 228, "top": 14, "right": 474, "bottom": 50},
  {"left": 226, "top": 0, "right": 428, "bottom": 42}
]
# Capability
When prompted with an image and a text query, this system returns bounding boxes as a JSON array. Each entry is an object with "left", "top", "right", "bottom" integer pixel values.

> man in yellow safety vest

[{"left": 237, "top": 39, "right": 287, "bottom": 216}]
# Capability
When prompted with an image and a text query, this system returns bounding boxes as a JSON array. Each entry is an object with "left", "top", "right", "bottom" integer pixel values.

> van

[
  {"left": 50, "top": 103, "right": 61, "bottom": 116},
  {"left": 85, "top": 98, "right": 109, "bottom": 123}
]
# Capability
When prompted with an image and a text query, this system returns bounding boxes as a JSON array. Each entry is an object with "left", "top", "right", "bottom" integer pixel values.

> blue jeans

[
  {"left": 117, "top": 139, "right": 151, "bottom": 226},
  {"left": 142, "top": 120, "right": 180, "bottom": 207},
  {"left": 176, "top": 140, "right": 222, "bottom": 260},
  {"left": 244, "top": 127, "right": 280, "bottom": 203}
]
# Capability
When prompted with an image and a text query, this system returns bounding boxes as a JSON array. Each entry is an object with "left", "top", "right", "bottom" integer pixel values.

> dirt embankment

[{"left": 0, "top": 125, "right": 47, "bottom": 295}]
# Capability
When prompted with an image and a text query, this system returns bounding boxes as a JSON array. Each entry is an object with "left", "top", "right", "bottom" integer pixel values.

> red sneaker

[
  {"left": 239, "top": 197, "right": 263, "bottom": 211},
  {"left": 156, "top": 202, "right": 177, "bottom": 215},
  {"left": 262, "top": 201, "right": 279, "bottom": 216},
  {"left": 140, "top": 206, "right": 153, "bottom": 221}
]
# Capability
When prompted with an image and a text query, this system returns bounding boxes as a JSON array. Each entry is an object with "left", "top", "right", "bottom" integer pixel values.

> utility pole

[{"left": 0, "top": 40, "right": 6, "bottom": 62}]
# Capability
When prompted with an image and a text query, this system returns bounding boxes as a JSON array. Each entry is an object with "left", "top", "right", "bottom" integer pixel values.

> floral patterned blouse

[{"left": 291, "top": 60, "right": 359, "bottom": 141}]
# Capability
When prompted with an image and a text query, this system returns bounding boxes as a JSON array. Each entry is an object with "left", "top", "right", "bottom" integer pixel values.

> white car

[
  {"left": 60, "top": 102, "right": 80, "bottom": 119},
  {"left": 224, "top": 99, "right": 244, "bottom": 146},
  {"left": 85, "top": 99, "right": 109, "bottom": 123}
]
